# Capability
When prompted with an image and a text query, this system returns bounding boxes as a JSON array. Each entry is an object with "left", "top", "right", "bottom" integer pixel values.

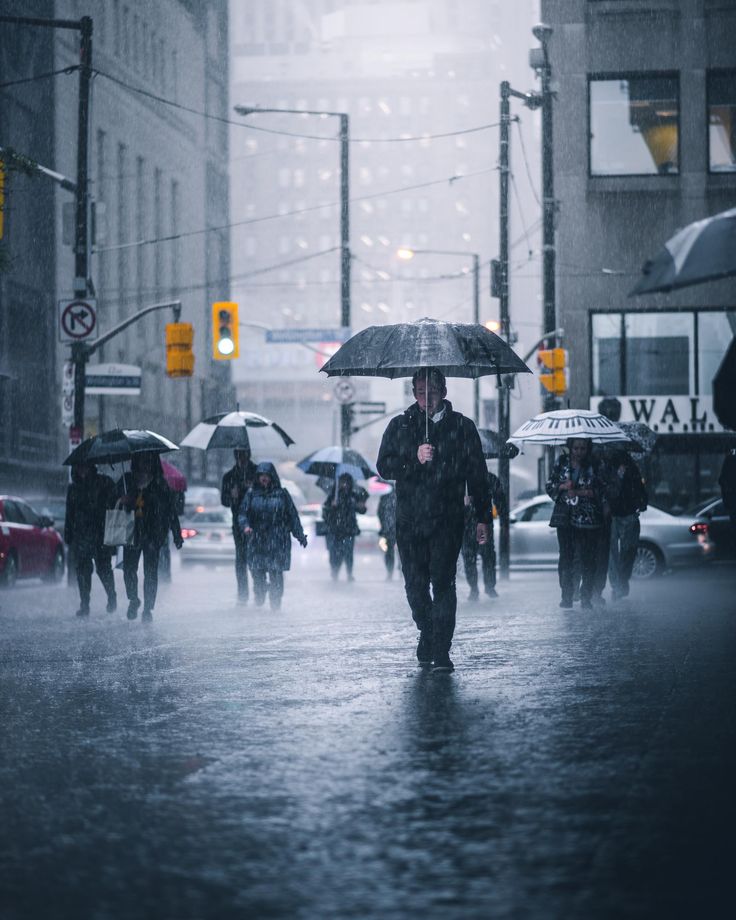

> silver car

[
  {"left": 180, "top": 508, "right": 235, "bottom": 566},
  {"left": 508, "top": 495, "right": 715, "bottom": 578}
]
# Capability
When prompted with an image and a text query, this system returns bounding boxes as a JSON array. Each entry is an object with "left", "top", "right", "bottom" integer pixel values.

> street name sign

[
  {"left": 85, "top": 363, "right": 142, "bottom": 396},
  {"left": 265, "top": 327, "right": 351, "bottom": 344},
  {"left": 59, "top": 298, "right": 97, "bottom": 343}
]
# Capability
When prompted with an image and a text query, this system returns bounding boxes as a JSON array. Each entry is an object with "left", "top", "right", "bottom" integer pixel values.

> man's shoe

[
  {"left": 141, "top": 608, "right": 153, "bottom": 622},
  {"left": 485, "top": 586, "right": 498, "bottom": 598},
  {"left": 106, "top": 595, "right": 117, "bottom": 614},
  {"left": 127, "top": 600, "right": 140, "bottom": 620},
  {"left": 467, "top": 589, "right": 479, "bottom": 602},
  {"left": 416, "top": 631, "right": 433, "bottom": 665},
  {"left": 559, "top": 599, "right": 573, "bottom": 609},
  {"left": 580, "top": 599, "right": 593, "bottom": 610},
  {"left": 432, "top": 656, "right": 454, "bottom": 673},
  {"left": 75, "top": 605, "right": 90, "bottom": 618}
]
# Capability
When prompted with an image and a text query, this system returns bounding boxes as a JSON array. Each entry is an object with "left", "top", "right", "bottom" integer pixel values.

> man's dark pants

[
  {"left": 328, "top": 535, "right": 355, "bottom": 578},
  {"left": 233, "top": 527, "right": 249, "bottom": 599},
  {"left": 123, "top": 542, "right": 160, "bottom": 611},
  {"left": 609, "top": 513, "right": 640, "bottom": 597},
  {"left": 397, "top": 517, "right": 464, "bottom": 659},
  {"left": 592, "top": 518, "right": 612, "bottom": 598},
  {"left": 557, "top": 526, "right": 598, "bottom": 605},
  {"left": 462, "top": 522, "right": 496, "bottom": 594},
  {"left": 74, "top": 541, "right": 116, "bottom": 609}
]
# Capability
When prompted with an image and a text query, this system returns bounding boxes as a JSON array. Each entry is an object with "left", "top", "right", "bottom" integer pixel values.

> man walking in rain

[
  {"left": 221, "top": 448, "right": 257, "bottom": 604},
  {"left": 377, "top": 368, "right": 491, "bottom": 672}
]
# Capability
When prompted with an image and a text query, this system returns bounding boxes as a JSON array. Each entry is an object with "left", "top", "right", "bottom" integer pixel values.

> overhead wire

[{"left": 0, "top": 65, "right": 79, "bottom": 89}]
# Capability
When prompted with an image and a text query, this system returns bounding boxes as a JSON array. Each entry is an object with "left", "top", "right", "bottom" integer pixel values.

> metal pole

[
  {"left": 72, "top": 16, "right": 93, "bottom": 436},
  {"left": 339, "top": 113, "right": 352, "bottom": 447},
  {"left": 498, "top": 82, "right": 511, "bottom": 580},
  {"left": 473, "top": 253, "right": 480, "bottom": 426}
]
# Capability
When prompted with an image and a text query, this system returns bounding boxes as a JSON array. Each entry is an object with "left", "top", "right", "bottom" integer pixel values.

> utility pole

[
  {"left": 472, "top": 253, "right": 480, "bottom": 427},
  {"left": 339, "top": 113, "right": 352, "bottom": 448}
]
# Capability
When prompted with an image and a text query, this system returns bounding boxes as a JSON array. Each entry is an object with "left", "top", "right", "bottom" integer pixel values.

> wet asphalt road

[{"left": 1, "top": 552, "right": 735, "bottom": 920}]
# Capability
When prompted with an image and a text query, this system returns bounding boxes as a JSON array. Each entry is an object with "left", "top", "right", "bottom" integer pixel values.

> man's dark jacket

[
  {"left": 65, "top": 470, "right": 117, "bottom": 548},
  {"left": 376, "top": 400, "right": 492, "bottom": 535},
  {"left": 221, "top": 460, "right": 257, "bottom": 526},
  {"left": 720, "top": 450, "right": 736, "bottom": 513},
  {"left": 117, "top": 473, "right": 181, "bottom": 548},
  {"left": 610, "top": 455, "right": 648, "bottom": 517}
]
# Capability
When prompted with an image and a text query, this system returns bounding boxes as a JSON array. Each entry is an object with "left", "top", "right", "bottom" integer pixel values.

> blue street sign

[{"left": 265, "top": 327, "right": 351, "bottom": 344}]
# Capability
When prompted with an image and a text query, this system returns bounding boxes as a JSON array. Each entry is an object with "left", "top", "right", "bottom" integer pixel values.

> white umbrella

[
  {"left": 509, "top": 409, "right": 629, "bottom": 446},
  {"left": 180, "top": 410, "right": 294, "bottom": 452}
]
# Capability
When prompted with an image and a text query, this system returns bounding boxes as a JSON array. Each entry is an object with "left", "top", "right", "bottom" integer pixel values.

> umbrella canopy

[
  {"left": 509, "top": 410, "right": 629, "bottom": 446},
  {"left": 630, "top": 207, "right": 736, "bottom": 295},
  {"left": 713, "top": 337, "right": 736, "bottom": 430},
  {"left": 161, "top": 459, "right": 187, "bottom": 492},
  {"left": 320, "top": 317, "right": 531, "bottom": 379},
  {"left": 297, "top": 446, "right": 375, "bottom": 481},
  {"left": 63, "top": 429, "right": 178, "bottom": 466},
  {"left": 180, "top": 410, "right": 294, "bottom": 451},
  {"left": 477, "top": 428, "right": 520, "bottom": 460}
]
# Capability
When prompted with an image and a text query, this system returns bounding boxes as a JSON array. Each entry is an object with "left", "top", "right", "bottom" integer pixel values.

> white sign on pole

[
  {"left": 59, "top": 299, "right": 97, "bottom": 343},
  {"left": 334, "top": 379, "right": 355, "bottom": 404},
  {"left": 85, "top": 363, "right": 142, "bottom": 396},
  {"left": 61, "top": 360, "right": 75, "bottom": 426}
]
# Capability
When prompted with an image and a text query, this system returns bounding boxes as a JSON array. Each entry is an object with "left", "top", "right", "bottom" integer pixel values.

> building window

[
  {"left": 698, "top": 310, "right": 736, "bottom": 394},
  {"left": 589, "top": 74, "right": 679, "bottom": 176},
  {"left": 592, "top": 313, "right": 623, "bottom": 396},
  {"left": 708, "top": 70, "right": 736, "bottom": 172},
  {"left": 624, "top": 312, "right": 693, "bottom": 394}
]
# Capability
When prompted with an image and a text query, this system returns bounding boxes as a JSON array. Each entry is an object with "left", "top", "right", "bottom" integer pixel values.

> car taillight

[
  {"left": 689, "top": 522, "right": 709, "bottom": 535},
  {"left": 181, "top": 528, "right": 199, "bottom": 539}
]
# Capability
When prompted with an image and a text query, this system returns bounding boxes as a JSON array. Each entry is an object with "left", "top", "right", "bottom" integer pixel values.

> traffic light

[
  {"left": 537, "top": 347, "right": 568, "bottom": 396},
  {"left": 166, "top": 322, "right": 194, "bottom": 377},
  {"left": 212, "top": 301, "right": 239, "bottom": 359}
]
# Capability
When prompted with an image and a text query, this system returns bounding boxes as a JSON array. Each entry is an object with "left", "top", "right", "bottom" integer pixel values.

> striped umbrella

[
  {"left": 180, "top": 410, "right": 294, "bottom": 451},
  {"left": 509, "top": 410, "right": 629, "bottom": 446},
  {"left": 630, "top": 207, "right": 736, "bottom": 295}
]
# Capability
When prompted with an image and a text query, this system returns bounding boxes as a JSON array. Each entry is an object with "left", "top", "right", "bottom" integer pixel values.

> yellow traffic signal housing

[
  {"left": 538, "top": 347, "right": 568, "bottom": 396},
  {"left": 212, "top": 301, "right": 239, "bottom": 359},
  {"left": 166, "top": 322, "right": 195, "bottom": 377}
]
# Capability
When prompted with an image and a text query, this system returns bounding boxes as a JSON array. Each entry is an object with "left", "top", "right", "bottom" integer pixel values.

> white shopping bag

[{"left": 104, "top": 507, "right": 135, "bottom": 546}]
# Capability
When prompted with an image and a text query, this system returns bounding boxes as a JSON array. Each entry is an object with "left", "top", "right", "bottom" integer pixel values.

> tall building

[
  {"left": 543, "top": 0, "right": 736, "bottom": 511},
  {"left": 229, "top": 0, "right": 542, "bottom": 472},
  {"left": 0, "top": 0, "right": 233, "bottom": 495}
]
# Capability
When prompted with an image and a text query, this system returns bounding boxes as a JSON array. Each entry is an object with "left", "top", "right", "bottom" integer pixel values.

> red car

[{"left": 0, "top": 495, "right": 65, "bottom": 587}]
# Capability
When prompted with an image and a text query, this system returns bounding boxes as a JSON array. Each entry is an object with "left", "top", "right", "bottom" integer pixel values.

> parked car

[
  {"left": 507, "top": 495, "right": 715, "bottom": 579},
  {"left": 0, "top": 495, "right": 66, "bottom": 587},
  {"left": 691, "top": 498, "right": 736, "bottom": 561},
  {"left": 179, "top": 507, "right": 235, "bottom": 566},
  {"left": 182, "top": 486, "right": 222, "bottom": 518}
]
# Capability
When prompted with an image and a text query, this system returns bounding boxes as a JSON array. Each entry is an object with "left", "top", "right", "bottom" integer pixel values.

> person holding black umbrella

[
  {"left": 117, "top": 453, "right": 183, "bottom": 621},
  {"left": 322, "top": 472, "right": 368, "bottom": 582},
  {"left": 64, "top": 462, "right": 118, "bottom": 617},
  {"left": 221, "top": 448, "right": 258, "bottom": 604},
  {"left": 376, "top": 368, "right": 491, "bottom": 673}
]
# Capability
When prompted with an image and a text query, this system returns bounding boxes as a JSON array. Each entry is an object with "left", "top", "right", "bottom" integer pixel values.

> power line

[
  {"left": 515, "top": 118, "right": 541, "bottom": 207},
  {"left": 92, "top": 66, "right": 502, "bottom": 144},
  {"left": 0, "top": 65, "right": 78, "bottom": 89}
]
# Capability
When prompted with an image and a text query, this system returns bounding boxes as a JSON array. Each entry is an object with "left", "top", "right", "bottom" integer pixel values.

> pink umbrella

[{"left": 161, "top": 459, "right": 187, "bottom": 492}]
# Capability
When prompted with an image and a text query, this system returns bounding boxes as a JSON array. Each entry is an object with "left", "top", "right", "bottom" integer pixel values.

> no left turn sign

[
  {"left": 334, "top": 379, "right": 355, "bottom": 404},
  {"left": 59, "top": 299, "right": 98, "bottom": 343}
]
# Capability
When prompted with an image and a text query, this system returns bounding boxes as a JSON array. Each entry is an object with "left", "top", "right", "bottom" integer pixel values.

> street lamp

[
  {"left": 396, "top": 247, "right": 481, "bottom": 425},
  {"left": 233, "top": 104, "right": 352, "bottom": 446}
]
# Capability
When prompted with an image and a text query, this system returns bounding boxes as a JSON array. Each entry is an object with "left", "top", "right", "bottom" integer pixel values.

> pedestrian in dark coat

[
  {"left": 64, "top": 462, "right": 117, "bottom": 617},
  {"left": 547, "top": 438, "right": 608, "bottom": 610},
  {"left": 117, "top": 452, "right": 182, "bottom": 621},
  {"left": 377, "top": 488, "right": 397, "bottom": 580},
  {"left": 607, "top": 449, "right": 648, "bottom": 600},
  {"left": 221, "top": 448, "right": 258, "bottom": 604},
  {"left": 719, "top": 448, "right": 736, "bottom": 540},
  {"left": 238, "top": 461, "right": 307, "bottom": 610},
  {"left": 376, "top": 367, "right": 492, "bottom": 673},
  {"left": 462, "top": 470, "right": 505, "bottom": 601},
  {"left": 322, "top": 472, "right": 367, "bottom": 581}
]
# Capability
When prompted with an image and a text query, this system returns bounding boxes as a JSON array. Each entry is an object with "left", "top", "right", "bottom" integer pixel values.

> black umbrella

[
  {"left": 630, "top": 206, "right": 736, "bottom": 295},
  {"left": 477, "top": 428, "right": 519, "bottom": 460},
  {"left": 63, "top": 428, "right": 178, "bottom": 466},
  {"left": 714, "top": 337, "right": 736, "bottom": 430},
  {"left": 320, "top": 317, "right": 531, "bottom": 379}
]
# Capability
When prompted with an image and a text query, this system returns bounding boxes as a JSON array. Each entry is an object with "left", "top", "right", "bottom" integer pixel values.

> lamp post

[
  {"left": 233, "top": 104, "right": 352, "bottom": 445},
  {"left": 397, "top": 247, "right": 481, "bottom": 426}
]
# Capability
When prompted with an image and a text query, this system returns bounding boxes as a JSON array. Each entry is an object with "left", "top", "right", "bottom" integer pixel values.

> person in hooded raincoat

[
  {"left": 64, "top": 461, "right": 117, "bottom": 617},
  {"left": 238, "top": 461, "right": 307, "bottom": 610},
  {"left": 322, "top": 472, "right": 368, "bottom": 582},
  {"left": 376, "top": 367, "right": 491, "bottom": 673},
  {"left": 117, "top": 452, "right": 183, "bottom": 621}
]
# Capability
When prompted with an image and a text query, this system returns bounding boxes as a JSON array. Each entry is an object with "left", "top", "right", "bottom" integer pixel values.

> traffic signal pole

[
  {"left": 339, "top": 113, "right": 352, "bottom": 448},
  {"left": 498, "top": 83, "right": 512, "bottom": 580}
]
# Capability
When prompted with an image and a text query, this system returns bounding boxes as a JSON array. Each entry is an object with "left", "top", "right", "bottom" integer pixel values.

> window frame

[
  {"left": 706, "top": 68, "right": 736, "bottom": 175},
  {"left": 588, "top": 71, "right": 681, "bottom": 178}
]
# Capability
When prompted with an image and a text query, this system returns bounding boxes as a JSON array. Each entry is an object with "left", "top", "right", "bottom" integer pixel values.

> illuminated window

[
  {"left": 708, "top": 70, "right": 736, "bottom": 172},
  {"left": 589, "top": 75, "right": 679, "bottom": 176}
]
